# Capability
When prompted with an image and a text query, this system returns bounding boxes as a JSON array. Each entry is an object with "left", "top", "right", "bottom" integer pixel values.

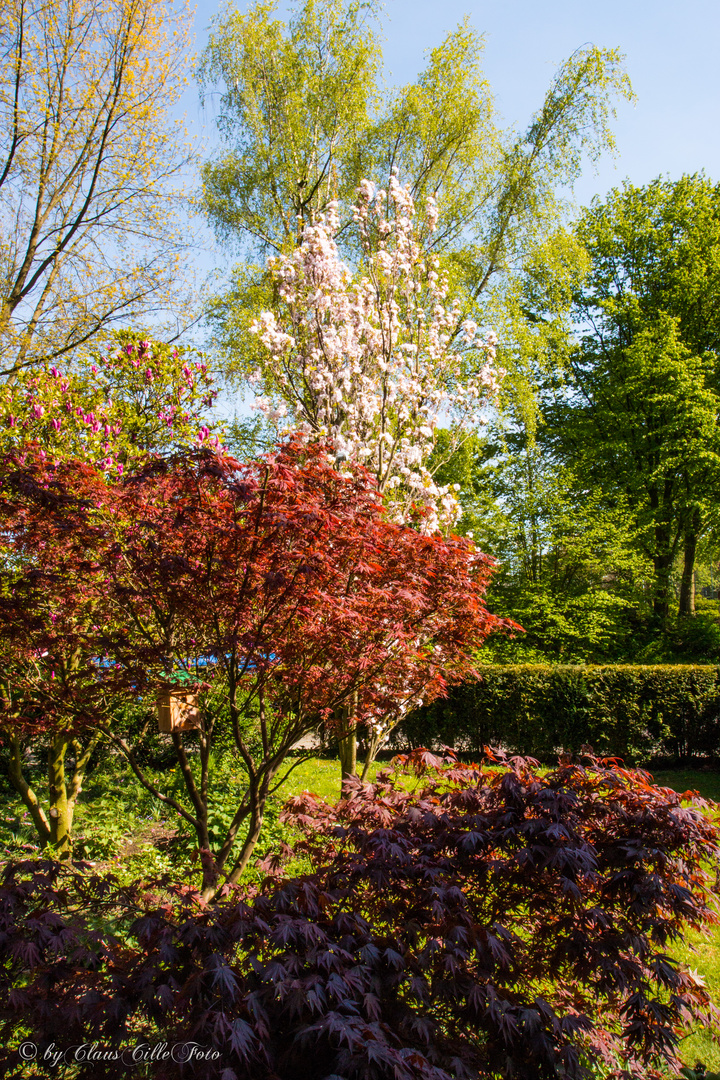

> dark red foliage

[
  {"left": 0, "top": 438, "right": 510, "bottom": 737},
  {"left": 0, "top": 438, "right": 512, "bottom": 890},
  {"left": 0, "top": 752, "right": 717, "bottom": 1079}
]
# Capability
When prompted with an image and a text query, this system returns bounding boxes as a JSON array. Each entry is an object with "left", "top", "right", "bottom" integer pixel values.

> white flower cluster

[{"left": 249, "top": 170, "right": 501, "bottom": 533}]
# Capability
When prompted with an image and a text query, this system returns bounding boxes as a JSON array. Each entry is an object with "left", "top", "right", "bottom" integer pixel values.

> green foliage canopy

[
  {"left": 561, "top": 175, "right": 720, "bottom": 623},
  {"left": 198, "top": 0, "right": 634, "bottom": 402}
]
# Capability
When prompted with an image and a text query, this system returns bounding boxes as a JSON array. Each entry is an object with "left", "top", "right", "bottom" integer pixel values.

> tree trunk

[
  {"left": 678, "top": 511, "right": 700, "bottom": 617},
  {"left": 652, "top": 537, "right": 676, "bottom": 625},
  {"left": 337, "top": 690, "right": 359, "bottom": 782},
  {"left": 338, "top": 731, "right": 357, "bottom": 781},
  {"left": 219, "top": 797, "right": 267, "bottom": 900},
  {"left": 7, "top": 734, "right": 51, "bottom": 846},
  {"left": 47, "top": 736, "right": 73, "bottom": 857}
]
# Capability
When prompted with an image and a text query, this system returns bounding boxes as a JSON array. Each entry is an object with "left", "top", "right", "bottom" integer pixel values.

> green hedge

[{"left": 396, "top": 665, "right": 720, "bottom": 764}]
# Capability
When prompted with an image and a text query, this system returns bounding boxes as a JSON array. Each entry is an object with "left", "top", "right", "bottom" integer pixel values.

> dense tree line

[{"left": 469, "top": 174, "right": 720, "bottom": 663}]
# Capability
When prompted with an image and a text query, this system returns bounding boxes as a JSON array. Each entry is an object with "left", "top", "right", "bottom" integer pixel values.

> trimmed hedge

[{"left": 396, "top": 665, "right": 720, "bottom": 763}]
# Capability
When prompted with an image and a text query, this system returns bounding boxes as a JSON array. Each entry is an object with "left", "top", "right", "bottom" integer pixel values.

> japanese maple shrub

[
  {"left": 0, "top": 439, "right": 509, "bottom": 893},
  {"left": 0, "top": 751, "right": 717, "bottom": 1079}
]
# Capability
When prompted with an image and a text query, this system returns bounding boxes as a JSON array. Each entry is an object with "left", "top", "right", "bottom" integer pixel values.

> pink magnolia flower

[{"left": 250, "top": 173, "right": 501, "bottom": 534}]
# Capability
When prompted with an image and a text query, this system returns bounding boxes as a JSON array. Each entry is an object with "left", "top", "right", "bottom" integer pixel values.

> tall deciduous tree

[
  {"left": 458, "top": 426, "right": 647, "bottom": 662},
  {"left": 198, "top": 0, "right": 633, "bottom": 393},
  {"left": 0, "top": 0, "right": 194, "bottom": 377},
  {"left": 562, "top": 176, "right": 720, "bottom": 622}
]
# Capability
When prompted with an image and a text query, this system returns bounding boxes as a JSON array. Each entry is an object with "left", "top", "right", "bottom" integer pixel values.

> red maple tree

[{"left": 0, "top": 439, "right": 511, "bottom": 895}]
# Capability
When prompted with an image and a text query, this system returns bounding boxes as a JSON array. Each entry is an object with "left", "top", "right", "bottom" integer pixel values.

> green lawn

[{"left": 648, "top": 768, "right": 720, "bottom": 1073}]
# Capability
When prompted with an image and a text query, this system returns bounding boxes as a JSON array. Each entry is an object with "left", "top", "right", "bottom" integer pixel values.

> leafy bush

[
  {"left": 397, "top": 665, "right": 720, "bottom": 763},
  {"left": 0, "top": 439, "right": 507, "bottom": 890},
  {"left": 1, "top": 750, "right": 718, "bottom": 1079}
]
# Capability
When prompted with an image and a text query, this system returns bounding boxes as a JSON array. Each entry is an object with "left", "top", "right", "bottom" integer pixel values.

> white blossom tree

[{"left": 249, "top": 171, "right": 500, "bottom": 534}]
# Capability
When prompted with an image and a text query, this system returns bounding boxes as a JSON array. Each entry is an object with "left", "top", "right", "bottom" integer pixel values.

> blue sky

[
  {"left": 184, "top": 0, "right": 719, "bottom": 404},
  {"left": 188, "top": 0, "right": 720, "bottom": 216},
  {"left": 377, "top": 0, "right": 720, "bottom": 207}
]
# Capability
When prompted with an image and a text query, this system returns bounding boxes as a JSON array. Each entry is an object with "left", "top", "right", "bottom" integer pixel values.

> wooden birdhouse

[{"left": 156, "top": 688, "right": 202, "bottom": 733}]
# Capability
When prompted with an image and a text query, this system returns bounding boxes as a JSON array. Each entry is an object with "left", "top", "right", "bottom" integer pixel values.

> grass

[
  {"left": 648, "top": 767, "right": 720, "bottom": 1073},
  {"left": 653, "top": 766, "right": 720, "bottom": 803}
]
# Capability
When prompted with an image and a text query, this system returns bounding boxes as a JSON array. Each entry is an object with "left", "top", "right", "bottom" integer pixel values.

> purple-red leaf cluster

[{"left": 1, "top": 752, "right": 717, "bottom": 1079}]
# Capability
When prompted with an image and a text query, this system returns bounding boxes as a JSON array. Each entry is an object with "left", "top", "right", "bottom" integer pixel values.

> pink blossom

[{"left": 250, "top": 174, "right": 501, "bottom": 533}]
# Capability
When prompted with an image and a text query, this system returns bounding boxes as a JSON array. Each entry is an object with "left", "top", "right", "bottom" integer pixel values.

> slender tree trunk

[
  {"left": 338, "top": 731, "right": 357, "bottom": 781},
  {"left": 171, "top": 730, "right": 218, "bottom": 896},
  {"left": 679, "top": 511, "right": 700, "bottom": 617},
  {"left": 218, "top": 793, "right": 268, "bottom": 900},
  {"left": 47, "top": 736, "right": 73, "bottom": 857},
  {"left": 337, "top": 690, "right": 359, "bottom": 782},
  {"left": 7, "top": 734, "right": 51, "bottom": 846}
]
